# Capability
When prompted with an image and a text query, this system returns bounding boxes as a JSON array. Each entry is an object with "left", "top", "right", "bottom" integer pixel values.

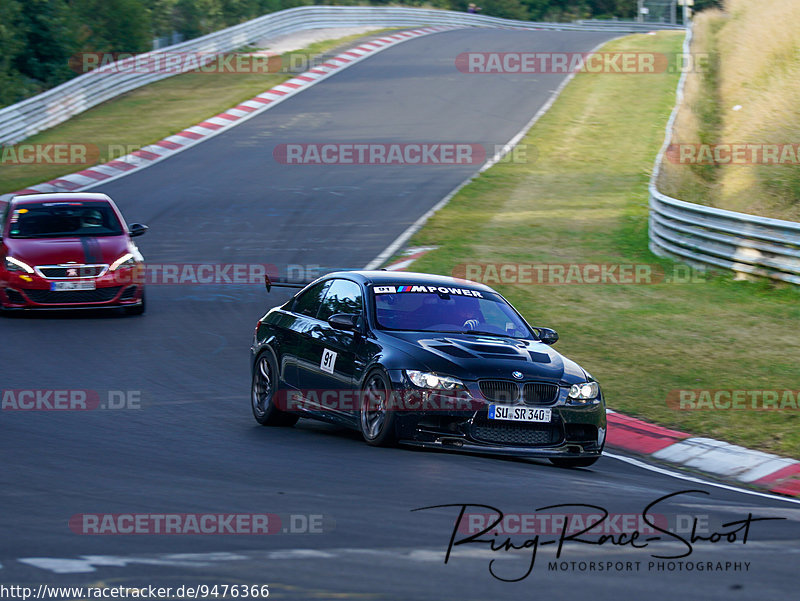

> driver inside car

[
  {"left": 81, "top": 209, "right": 104, "bottom": 228},
  {"left": 450, "top": 297, "right": 483, "bottom": 330}
]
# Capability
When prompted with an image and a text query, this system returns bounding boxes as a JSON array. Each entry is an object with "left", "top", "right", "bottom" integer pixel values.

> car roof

[
  {"left": 323, "top": 270, "right": 496, "bottom": 294},
  {"left": 11, "top": 192, "right": 114, "bottom": 206}
]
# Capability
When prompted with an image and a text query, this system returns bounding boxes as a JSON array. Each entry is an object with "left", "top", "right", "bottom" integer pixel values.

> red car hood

[{"left": 4, "top": 236, "right": 129, "bottom": 266}]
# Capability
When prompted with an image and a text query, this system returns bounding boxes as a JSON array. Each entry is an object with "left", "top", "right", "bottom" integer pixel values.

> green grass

[
  {"left": 406, "top": 31, "right": 800, "bottom": 458},
  {"left": 0, "top": 29, "right": 395, "bottom": 194}
]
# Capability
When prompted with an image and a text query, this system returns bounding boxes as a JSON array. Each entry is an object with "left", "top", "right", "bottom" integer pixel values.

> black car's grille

[
  {"left": 523, "top": 382, "right": 560, "bottom": 405},
  {"left": 479, "top": 380, "right": 560, "bottom": 406},
  {"left": 472, "top": 416, "right": 562, "bottom": 446},
  {"left": 37, "top": 264, "right": 107, "bottom": 278},
  {"left": 479, "top": 380, "right": 519, "bottom": 403},
  {"left": 23, "top": 287, "right": 121, "bottom": 304}
]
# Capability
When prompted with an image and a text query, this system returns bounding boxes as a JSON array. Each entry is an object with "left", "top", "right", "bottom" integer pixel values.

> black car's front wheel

[
  {"left": 359, "top": 369, "right": 397, "bottom": 446},
  {"left": 251, "top": 353, "right": 298, "bottom": 427},
  {"left": 549, "top": 456, "right": 600, "bottom": 468}
]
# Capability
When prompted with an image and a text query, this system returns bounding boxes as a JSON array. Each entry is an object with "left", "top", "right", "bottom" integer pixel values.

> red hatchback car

[{"left": 0, "top": 192, "right": 147, "bottom": 314}]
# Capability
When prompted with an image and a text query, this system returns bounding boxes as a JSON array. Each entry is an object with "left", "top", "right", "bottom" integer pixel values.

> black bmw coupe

[{"left": 250, "top": 270, "right": 605, "bottom": 467}]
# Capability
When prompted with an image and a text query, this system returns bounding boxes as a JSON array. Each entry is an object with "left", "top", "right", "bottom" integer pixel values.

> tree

[
  {"left": 13, "top": 0, "right": 78, "bottom": 90},
  {"left": 173, "top": 0, "right": 224, "bottom": 39},
  {"left": 72, "top": 0, "right": 152, "bottom": 53},
  {"left": 0, "top": 0, "right": 26, "bottom": 106}
]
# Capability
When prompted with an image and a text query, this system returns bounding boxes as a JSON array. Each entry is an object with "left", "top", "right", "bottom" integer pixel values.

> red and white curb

[
  {"left": 606, "top": 409, "right": 800, "bottom": 497},
  {"left": 12, "top": 27, "right": 453, "bottom": 196}
]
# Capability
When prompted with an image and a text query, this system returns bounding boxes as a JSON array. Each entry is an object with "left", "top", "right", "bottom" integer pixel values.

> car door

[
  {"left": 298, "top": 278, "right": 366, "bottom": 422},
  {"left": 280, "top": 280, "right": 331, "bottom": 390}
]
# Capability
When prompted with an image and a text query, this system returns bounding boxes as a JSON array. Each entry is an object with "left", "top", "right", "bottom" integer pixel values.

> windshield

[
  {"left": 8, "top": 202, "right": 124, "bottom": 238},
  {"left": 373, "top": 285, "right": 533, "bottom": 339}
]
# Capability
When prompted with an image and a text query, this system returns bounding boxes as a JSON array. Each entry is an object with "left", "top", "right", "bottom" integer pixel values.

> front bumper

[
  {"left": 1, "top": 268, "right": 144, "bottom": 310},
  {"left": 400, "top": 438, "right": 603, "bottom": 458},
  {"left": 386, "top": 370, "right": 606, "bottom": 459}
]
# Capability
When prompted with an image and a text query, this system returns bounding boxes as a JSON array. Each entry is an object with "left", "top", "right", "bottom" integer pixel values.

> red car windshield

[
  {"left": 373, "top": 287, "right": 533, "bottom": 339},
  {"left": 8, "top": 202, "right": 124, "bottom": 238}
]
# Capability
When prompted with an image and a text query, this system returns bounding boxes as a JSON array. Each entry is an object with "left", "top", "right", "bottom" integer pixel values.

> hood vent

[
  {"left": 429, "top": 345, "right": 476, "bottom": 359},
  {"left": 528, "top": 351, "right": 552, "bottom": 363},
  {"left": 465, "top": 344, "right": 518, "bottom": 355}
]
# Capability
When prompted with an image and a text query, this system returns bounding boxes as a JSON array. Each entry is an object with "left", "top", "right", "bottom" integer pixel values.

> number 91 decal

[{"left": 321, "top": 349, "right": 337, "bottom": 375}]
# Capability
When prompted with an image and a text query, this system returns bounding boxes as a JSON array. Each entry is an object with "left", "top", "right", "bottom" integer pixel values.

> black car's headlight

[
  {"left": 406, "top": 370, "right": 465, "bottom": 391},
  {"left": 4, "top": 256, "right": 34, "bottom": 274},
  {"left": 568, "top": 381, "right": 600, "bottom": 402}
]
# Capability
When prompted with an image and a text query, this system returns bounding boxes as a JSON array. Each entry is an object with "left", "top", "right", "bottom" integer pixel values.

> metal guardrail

[
  {"left": 0, "top": 5, "right": 681, "bottom": 147},
  {"left": 648, "top": 26, "right": 800, "bottom": 285},
  {"left": 575, "top": 19, "right": 684, "bottom": 30}
]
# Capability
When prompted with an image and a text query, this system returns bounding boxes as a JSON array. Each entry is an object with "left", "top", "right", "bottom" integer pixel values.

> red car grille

[
  {"left": 36, "top": 264, "right": 108, "bottom": 278},
  {"left": 23, "top": 287, "right": 122, "bottom": 304}
]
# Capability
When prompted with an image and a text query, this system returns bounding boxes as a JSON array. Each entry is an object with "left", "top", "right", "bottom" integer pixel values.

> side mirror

[
  {"left": 328, "top": 313, "right": 360, "bottom": 331},
  {"left": 129, "top": 223, "right": 148, "bottom": 237},
  {"left": 536, "top": 327, "right": 559, "bottom": 345}
]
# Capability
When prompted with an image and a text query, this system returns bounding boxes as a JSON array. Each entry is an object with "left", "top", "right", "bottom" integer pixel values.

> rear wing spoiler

[
  {"left": 263, "top": 274, "right": 313, "bottom": 293},
  {"left": 263, "top": 268, "right": 367, "bottom": 293}
]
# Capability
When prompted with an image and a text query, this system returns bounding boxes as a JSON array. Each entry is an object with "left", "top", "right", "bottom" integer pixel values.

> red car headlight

[
  {"left": 4, "top": 256, "right": 35, "bottom": 274},
  {"left": 109, "top": 253, "right": 136, "bottom": 271}
]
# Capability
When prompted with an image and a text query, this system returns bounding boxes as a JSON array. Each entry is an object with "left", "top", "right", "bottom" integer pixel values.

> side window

[
  {"left": 317, "top": 279, "right": 363, "bottom": 322},
  {"left": 291, "top": 281, "right": 331, "bottom": 318}
]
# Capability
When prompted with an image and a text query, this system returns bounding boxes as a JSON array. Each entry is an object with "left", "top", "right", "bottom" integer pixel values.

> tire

[
  {"left": 359, "top": 369, "right": 397, "bottom": 446},
  {"left": 251, "top": 352, "right": 298, "bottom": 427},
  {"left": 549, "top": 456, "right": 600, "bottom": 468}
]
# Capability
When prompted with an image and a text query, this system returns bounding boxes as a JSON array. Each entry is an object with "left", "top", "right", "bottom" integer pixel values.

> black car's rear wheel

[
  {"left": 359, "top": 370, "right": 397, "bottom": 446},
  {"left": 251, "top": 353, "right": 298, "bottom": 427},
  {"left": 549, "top": 456, "right": 600, "bottom": 468}
]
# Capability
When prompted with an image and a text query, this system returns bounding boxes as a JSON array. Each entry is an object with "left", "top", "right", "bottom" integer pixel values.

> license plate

[
  {"left": 50, "top": 281, "right": 96, "bottom": 291},
  {"left": 488, "top": 405, "right": 551, "bottom": 423}
]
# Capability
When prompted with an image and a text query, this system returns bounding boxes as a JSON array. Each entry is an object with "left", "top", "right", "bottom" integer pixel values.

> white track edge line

[{"left": 604, "top": 451, "right": 800, "bottom": 505}]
